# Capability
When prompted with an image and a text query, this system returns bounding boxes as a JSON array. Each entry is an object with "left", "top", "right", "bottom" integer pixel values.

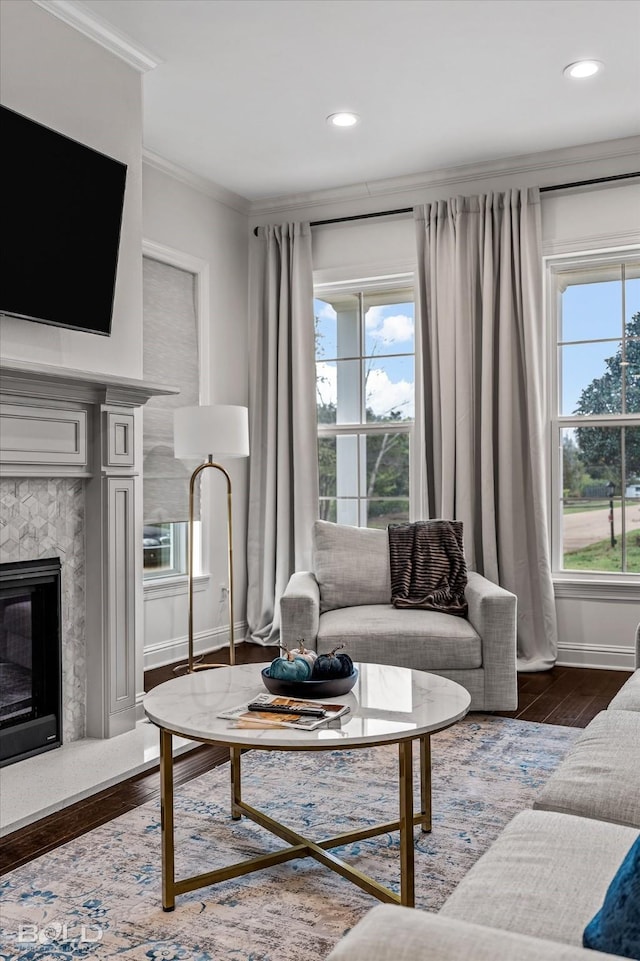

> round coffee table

[{"left": 144, "top": 662, "right": 470, "bottom": 911}]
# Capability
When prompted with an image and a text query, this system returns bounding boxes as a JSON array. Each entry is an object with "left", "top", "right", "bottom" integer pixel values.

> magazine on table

[{"left": 218, "top": 693, "right": 351, "bottom": 730}]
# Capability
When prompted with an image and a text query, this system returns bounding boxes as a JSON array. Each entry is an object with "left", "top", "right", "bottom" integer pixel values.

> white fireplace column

[
  {"left": 0, "top": 360, "right": 177, "bottom": 740},
  {"left": 86, "top": 403, "right": 138, "bottom": 737}
]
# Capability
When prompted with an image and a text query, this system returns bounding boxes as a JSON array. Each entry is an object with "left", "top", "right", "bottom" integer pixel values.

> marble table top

[{"left": 143, "top": 662, "right": 471, "bottom": 750}]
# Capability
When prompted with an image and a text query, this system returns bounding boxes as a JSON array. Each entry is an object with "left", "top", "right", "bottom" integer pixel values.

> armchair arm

[
  {"left": 279, "top": 572, "right": 320, "bottom": 652},
  {"left": 466, "top": 571, "right": 518, "bottom": 711}
]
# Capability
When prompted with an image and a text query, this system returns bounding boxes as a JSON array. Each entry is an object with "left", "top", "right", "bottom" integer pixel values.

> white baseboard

[
  {"left": 142, "top": 620, "right": 247, "bottom": 672},
  {"left": 556, "top": 643, "right": 636, "bottom": 671}
]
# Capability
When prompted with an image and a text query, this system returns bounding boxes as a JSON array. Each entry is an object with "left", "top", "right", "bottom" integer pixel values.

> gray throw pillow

[{"left": 312, "top": 520, "right": 391, "bottom": 613}]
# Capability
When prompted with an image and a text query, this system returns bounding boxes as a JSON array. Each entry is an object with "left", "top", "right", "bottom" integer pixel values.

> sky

[
  {"left": 561, "top": 274, "right": 639, "bottom": 414},
  {"left": 314, "top": 298, "right": 415, "bottom": 419}
]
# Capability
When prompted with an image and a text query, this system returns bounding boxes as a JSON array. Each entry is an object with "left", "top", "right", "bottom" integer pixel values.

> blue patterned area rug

[{"left": 1, "top": 715, "right": 579, "bottom": 961}]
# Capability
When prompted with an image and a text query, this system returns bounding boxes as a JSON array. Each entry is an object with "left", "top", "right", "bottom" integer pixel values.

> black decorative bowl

[{"left": 261, "top": 667, "right": 359, "bottom": 699}]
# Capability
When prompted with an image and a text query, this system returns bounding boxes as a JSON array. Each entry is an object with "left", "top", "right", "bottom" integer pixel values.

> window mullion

[{"left": 621, "top": 263, "right": 627, "bottom": 415}]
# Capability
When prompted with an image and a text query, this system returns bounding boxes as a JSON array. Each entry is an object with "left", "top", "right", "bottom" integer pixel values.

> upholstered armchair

[{"left": 280, "top": 520, "right": 518, "bottom": 712}]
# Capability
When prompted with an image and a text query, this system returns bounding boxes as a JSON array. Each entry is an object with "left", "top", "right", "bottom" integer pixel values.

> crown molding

[
  {"left": 249, "top": 136, "right": 640, "bottom": 219},
  {"left": 33, "top": 0, "right": 162, "bottom": 72},
  {"left": 142, "top": 149, "right": 250, "bottom": 216}
]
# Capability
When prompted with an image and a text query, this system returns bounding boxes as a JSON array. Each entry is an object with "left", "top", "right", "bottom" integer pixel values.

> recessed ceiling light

[
  {"left": 327, "top": 112, "right": 360, "bottom": 128},
  {"left": 563, "top": 60, "right": 603, "bottom": 79}
]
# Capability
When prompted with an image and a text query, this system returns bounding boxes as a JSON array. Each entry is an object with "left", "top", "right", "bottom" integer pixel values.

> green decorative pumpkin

[
  {"left": 295, "top": 639, "right": 318, "bottom": 671},
  {"left": 269, "top": 648, "right": 312, "bottom": 682},
  {"left": 311, "top": 644, "right": 354, "bottom": 679}
]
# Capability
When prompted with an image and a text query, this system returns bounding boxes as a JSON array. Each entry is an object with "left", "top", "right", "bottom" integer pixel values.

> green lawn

[
  {"left": 564, "top": 535, "right": 640, "bottom": 573},
  {"left": 563, "top": 500, "right": 609, "bottom": 515}
]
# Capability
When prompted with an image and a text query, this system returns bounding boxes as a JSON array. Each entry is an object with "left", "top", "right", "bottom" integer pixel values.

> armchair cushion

[
  {"left": 313, "top": 520, "right": 391, "bottom": 613},
  {"left": 318, "top": 605, "right": 481, "bottom": 671}
]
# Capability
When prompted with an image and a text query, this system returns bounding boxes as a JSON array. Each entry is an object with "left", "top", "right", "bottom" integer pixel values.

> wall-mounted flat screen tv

[{"left": 0, "top": 105, "right": 127, "bottom": 336}]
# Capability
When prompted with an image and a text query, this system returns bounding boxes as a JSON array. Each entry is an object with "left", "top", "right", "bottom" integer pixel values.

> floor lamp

[{"left": 173, "top": 405, "right": 249, "bottom": 672}]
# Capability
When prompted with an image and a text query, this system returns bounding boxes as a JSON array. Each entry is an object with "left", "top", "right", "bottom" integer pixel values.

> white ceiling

[{"left": 77, "top": 0, "right": 640, "bottom": 202}]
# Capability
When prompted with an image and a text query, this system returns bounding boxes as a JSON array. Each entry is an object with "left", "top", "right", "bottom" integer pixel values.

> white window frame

[
  {"left": 142, "top": 239, "right": 211, "bottom": 589},
  {"left": 546, "top": 245, "right": 640, "bottom": 585},
  {"left": 314, "top": 274, "right": 417, "bottom": 527}
]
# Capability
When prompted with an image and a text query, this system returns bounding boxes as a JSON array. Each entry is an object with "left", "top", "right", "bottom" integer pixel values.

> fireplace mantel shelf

[{"left": 0, "top": 358, "right": 178, "bottom": 407}]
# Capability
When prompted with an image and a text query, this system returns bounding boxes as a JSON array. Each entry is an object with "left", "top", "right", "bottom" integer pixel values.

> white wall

[
  {"left": 141, "top": 163, "right": 250, "bottom": 672},
  {"left": 0, "top": 0, "right": 143, "bottom": 379},
  {"left": 309, "top": 183, "right": 640, "bottom": 275},
  {"left": 542, "top": 184, "right": 640, "bottom": 253}
]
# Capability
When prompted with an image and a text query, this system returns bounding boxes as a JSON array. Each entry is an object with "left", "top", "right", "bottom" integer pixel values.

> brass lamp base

[{"left": 186, "top": 457, "right": 236, "bottom": 673}]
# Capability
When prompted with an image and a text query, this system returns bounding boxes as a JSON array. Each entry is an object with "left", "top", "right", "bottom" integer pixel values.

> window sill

[
  {"left": 553, "top": 576, "right": 639, "bottom": 602},
  {"left": 143, "top": 573, "right": 210, "bottom": 600}
]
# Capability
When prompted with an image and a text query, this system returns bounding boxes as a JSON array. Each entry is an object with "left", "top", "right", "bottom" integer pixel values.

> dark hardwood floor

[{"left": 1, "top": 643, "right": 631, "bottom": 876}]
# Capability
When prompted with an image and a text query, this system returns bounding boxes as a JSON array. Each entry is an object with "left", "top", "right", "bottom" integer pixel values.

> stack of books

[{"left": 218, "top": 693, "right": 350, "bottom": 730}]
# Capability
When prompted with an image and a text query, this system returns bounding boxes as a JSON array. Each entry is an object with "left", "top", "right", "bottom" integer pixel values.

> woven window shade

[{"left": 143, "top": 257, "right": 200, "bottom": 524}]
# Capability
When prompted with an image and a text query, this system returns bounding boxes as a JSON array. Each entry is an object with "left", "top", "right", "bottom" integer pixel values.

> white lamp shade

[{"left": 173, "top": 405, "right": 249, "bottom": 459}]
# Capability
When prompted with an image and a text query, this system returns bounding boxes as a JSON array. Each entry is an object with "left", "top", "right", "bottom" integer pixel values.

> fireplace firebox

[{"left": 0, "top": 558, "right": 62, "bottom": 766}]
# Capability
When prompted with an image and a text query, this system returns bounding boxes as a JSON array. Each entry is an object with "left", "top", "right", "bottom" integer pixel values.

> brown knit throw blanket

[{"left": 388, "top": 520, "right": 468, "bottom": 616}]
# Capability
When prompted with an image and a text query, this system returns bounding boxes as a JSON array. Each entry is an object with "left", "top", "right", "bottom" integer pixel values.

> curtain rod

[{"left": 252, "top": 171, "right": 639, "bottom": 236}]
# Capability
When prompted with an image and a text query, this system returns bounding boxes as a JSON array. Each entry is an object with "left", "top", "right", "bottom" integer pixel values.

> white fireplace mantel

[
  {"left": 0, "top": 358, "right": 178, "bottom": 740},
  {"left": 0, "top": 358, "right": 175, "bottom": 409}
]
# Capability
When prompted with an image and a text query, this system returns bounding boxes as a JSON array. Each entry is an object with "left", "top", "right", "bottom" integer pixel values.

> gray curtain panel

[
  {"left": 246, "top": 223, "right": 319, "bottom": 645},
  {"left": 142, "top": 257, "right": 200, "bottom": 524},
  {"left": 414, "top": 189, "right": 557, "bottom": 670}
]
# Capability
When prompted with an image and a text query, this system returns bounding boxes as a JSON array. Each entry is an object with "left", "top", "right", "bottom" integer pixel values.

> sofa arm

[
  {"left": 325, "top": 906, "right": 617, "bottom": 961},
  {"left": 466, "top": 571, "right": 518, "bottom": 711},
  {"left": 279, "top": 572, "right": 320, "bottom": 651}
]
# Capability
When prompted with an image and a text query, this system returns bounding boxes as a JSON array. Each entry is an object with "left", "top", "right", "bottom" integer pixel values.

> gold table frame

[{"left": 159, "top": 727, "right": 441, "bottom": 912}]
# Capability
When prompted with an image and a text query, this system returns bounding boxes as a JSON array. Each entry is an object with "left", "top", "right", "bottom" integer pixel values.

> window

[
  {"left": 142, "top": 254, "right": 201, "bottom": 579},
  {"left": 549, "top": 252, "right": 640, "bottom": 575},
  {"left": 143, "top": 521, "right": 188, "bottom": 576},
  {"left": 314, "top": 280, "right": 415, "bottom": 528}
]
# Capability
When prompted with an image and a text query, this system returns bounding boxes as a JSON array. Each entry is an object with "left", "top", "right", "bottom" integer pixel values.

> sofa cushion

[
  {"left": 313, "top": 520, "right": 391, "bottom": 613},
  {"left": 583, "top": 836, "right": 640, "bottom": 958},
  {"left": 608, "top": 669, "right": 640, "bottom": 712},
  {"left": 317, "top": 604, "right": 481, "bottom": 670},
  {"left": 533, "top": 710, "right": 640, "bottom": 828},
  {"left": 441, "top": 809, "right": 640, "bottom": 947},
  {"left": 326, "top": 906, "right": 622, "bottom": 961}
]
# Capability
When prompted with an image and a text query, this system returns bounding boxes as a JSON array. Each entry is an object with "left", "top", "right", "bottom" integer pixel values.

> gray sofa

[
  {"left": 280, "top": 520, "right": 518, "bottom": 711},
  {"left": 326, "top": 624, "right": 640, "bottom": 961}
]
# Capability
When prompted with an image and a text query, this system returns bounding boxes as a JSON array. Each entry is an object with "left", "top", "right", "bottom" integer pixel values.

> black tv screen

[{"left": 0, "top": 106, "right": 127, "bottom": 336}]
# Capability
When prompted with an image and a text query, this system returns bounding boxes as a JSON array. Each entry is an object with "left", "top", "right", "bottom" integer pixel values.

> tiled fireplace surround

[
  {"left": 0, "top": 360, "right": 174, "bottom": 746},
  {"left": 1, "top": 477, "right": 86, "bottom": 740}
]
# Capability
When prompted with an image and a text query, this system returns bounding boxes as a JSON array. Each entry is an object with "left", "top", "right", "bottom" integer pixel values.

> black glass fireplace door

[{"left": 0, "top": 558, "right": 62, "bottom": 766}]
